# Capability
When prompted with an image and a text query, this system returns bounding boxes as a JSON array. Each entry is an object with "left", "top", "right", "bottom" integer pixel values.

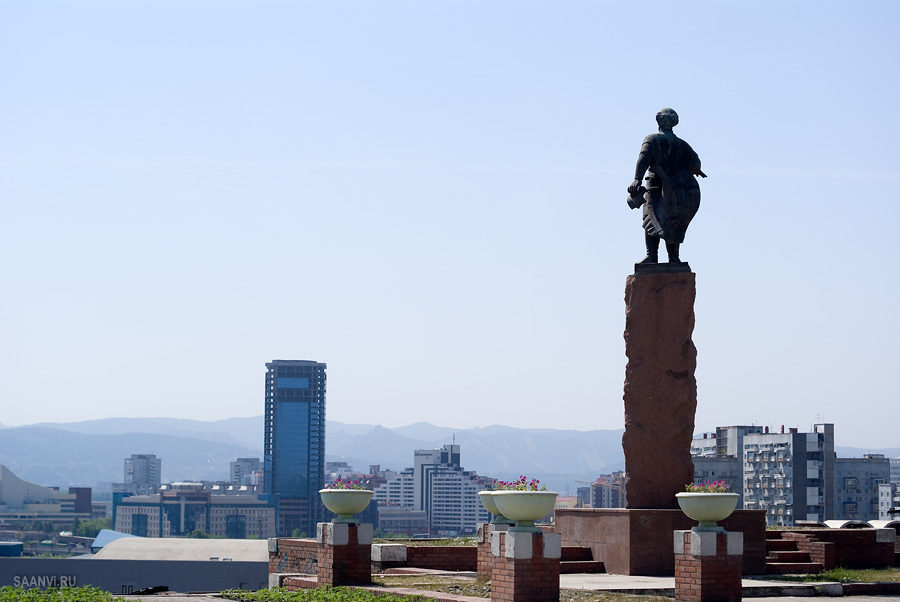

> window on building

[
  {"left": 226, "top": 515, "right": 247, "bottom": 539},
  {"left": 131, "top": 514, "right": 148, "bottom": 537}
]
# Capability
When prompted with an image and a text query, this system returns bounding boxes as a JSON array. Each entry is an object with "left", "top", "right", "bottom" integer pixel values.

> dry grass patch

[
  {"left": 768, "top": 567, "right": 900, "bottom": 583},
  {"left": 373, "top": 575, "right": 671, "bottom": 601}
]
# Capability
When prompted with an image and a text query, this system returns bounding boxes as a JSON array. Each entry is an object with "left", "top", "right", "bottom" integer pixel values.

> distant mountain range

[{"left": 1, "top": 417, "right": 896, "bottom": 495}]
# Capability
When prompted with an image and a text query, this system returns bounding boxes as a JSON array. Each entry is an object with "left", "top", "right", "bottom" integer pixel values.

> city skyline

[{"left": 2, "top": 2, "right": 899, "bottom": 447}]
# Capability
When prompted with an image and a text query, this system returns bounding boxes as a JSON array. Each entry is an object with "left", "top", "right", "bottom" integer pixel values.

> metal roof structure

[{"left": 92, "top": 537, "right": 268, "bottom": 562}]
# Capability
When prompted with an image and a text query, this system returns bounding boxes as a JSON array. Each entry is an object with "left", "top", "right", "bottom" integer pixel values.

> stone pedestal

[
  {"left": 623, "top": 271, "right": 697, "bottom": 509},
  {"left": 316, "top": 522, "right": 372, "bottom": 586},
  {"left": 556, "top": 508, "right": 766, "bottom": 576},
  {"left": 371, "top": 543, "right": 407, "bottom": 573},
  {"left": 674, "top": 530, "right": 743, "bottom": 602},
  {"left": 490, "top": 530, "right": 561, "bottom": 602}
]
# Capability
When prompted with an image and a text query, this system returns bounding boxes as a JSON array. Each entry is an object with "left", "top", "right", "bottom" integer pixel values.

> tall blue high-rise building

[{"left": 264, "top": 359, "right": 326, "bottom": 537}]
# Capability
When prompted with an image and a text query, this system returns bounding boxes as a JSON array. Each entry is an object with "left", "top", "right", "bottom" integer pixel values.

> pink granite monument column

[{"left": 622, "top": 270, "right": 697, "bottom": 509}]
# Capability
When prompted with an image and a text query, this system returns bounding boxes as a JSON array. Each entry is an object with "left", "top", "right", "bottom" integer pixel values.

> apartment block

[
  {"left": 230, "top": 458, "right": 262, "bottom": 487},
  {"left": 373, "top": 444, "right": 490, "bottom": 536},
  {"left": 878, "top": 482, "right": 900, "bottom": 520},
  {"left": 891, "top": 458, "right": 900, "bottom": 483},
  {"left": 834, "top": 455, "right": 890, "bottom": 520},
  {"left": 374, "top": 468, "right": 414, "bottom": 509},
  {"left": 692, "top": 456, "right": 742, "bottom": 505},
  {"left": 124, "top": 454, "right": 161, "bottom": 494},
  {"left": 692, "top": 423, "right": 890, "bottom": 526},
  {"left": 589, "top": 471, "right": 626, "bottom": 508}
]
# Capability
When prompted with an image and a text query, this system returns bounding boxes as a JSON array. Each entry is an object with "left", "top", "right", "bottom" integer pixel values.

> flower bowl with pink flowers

[
  {"left": 319, "top": 478, "right": 373, "bottom": 523},
  {"left": 676, "top": 480, "right": 738, "bottom": 532},
  {"left": 487, "top": 476, "right": 557, "bottom": 532}
]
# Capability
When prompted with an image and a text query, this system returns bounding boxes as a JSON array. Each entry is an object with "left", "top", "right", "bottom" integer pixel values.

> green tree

[
  {"left": 186, "top": 529, "right": 211, "bottom": 538},
  {"left": 72, "top": 518, "right": 113, "bottom": 538}
]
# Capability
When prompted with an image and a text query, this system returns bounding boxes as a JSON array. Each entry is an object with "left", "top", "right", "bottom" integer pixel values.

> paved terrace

[{"left": 121, "top": 570, "right": 900, "bottom": 600}]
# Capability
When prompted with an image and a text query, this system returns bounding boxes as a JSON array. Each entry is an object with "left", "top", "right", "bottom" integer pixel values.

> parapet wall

[
  {"left": 775, "top": 528, "right": 895, "bottom": 569},
  {"left": 406, "top": 545, "right": 476, "bottom": 571},
  {"left": 268, "top": 538, "right": 318, "bottom": 574},
  {"left": 268, "top": 537, "right": 477, "bottom": 574}
]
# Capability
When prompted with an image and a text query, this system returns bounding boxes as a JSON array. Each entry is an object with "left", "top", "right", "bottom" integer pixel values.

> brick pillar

[
  {"left": 477, "top": 523, "right": 509, "bottom": 580},
  {"left": 490, "top": 530, "right": 560, "bottom": 602},
  {"left": 674, "top": 530, "right": 743, "bottom": 602},
  {"left": 316, "top": 522, "right": 373, "bottom": 586}
]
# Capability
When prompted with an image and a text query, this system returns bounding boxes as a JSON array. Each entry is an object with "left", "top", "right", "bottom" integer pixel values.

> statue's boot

[
  {"left": 666, "top": 241, "right": 684, "bottom": 264},
  {"left": 637, "top": 234, "right": 659, "bottom": 264}
]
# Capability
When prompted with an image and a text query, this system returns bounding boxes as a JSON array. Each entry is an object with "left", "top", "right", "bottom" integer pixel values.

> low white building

[
  {"left": 114, "top": 488, "right": 275, "bottom": 539},
  {"left": 0, "top": 465, "right": 90, "bottom": 530}
]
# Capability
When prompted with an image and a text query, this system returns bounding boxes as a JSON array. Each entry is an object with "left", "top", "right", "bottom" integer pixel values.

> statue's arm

[
  {"left": 628, "top": 146, "right": 651, "bottom": 194},
  {"left": 686, "top": 142, "right": 706, "bottom": 178}
]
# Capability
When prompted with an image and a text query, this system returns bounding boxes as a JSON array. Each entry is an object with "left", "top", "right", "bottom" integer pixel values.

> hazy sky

[{"left": 1, "top": 1, "right": 898, "bottom": 448}]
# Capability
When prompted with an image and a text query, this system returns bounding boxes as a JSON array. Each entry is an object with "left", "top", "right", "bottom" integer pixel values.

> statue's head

[{"left": 656, "top": 108, "right": 679, "bottom": 129}]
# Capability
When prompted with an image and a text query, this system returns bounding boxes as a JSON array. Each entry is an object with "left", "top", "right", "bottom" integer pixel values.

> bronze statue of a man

[{"left": 627, "top": 108, "right": 706, "bottom": 264}]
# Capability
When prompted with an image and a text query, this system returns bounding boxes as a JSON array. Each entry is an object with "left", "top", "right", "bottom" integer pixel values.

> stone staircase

[
  {"left": 560, "top": 545, "right": 604, "bottom": 574},
  {"left": 766, "top": 535, "right": 824, "bottom": 575}
]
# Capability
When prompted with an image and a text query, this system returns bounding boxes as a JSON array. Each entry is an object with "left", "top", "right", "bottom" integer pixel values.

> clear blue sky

[{"left": 1, "top": 1, "right": 898, "bottom": 448}]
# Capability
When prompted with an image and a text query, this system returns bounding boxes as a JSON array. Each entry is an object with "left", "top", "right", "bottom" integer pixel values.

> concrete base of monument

[{"left": 555, "top": 508, "right": 766, "bottom": 576}]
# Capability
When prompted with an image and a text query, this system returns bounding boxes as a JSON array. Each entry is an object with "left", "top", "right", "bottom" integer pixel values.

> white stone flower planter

[
  {"left": 492, "top": 491, "right": 558, "bottom": 531},
  {"left": 675, "top": 492, "right": 739, "bottom": 532},
  {"left": 478, "top": 491, "right": 513, "bottom": 525},
  {"left": 319, "top": 489, "right": 373, "bottom": 523}
]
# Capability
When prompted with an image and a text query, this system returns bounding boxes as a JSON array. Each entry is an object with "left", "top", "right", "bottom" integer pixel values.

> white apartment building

[
  {"left": 878, "top": 482, "right": 900, "bottom": 520},
  {"left": 373, "top": 444, "right": 490, "bottom": 536},
  {"left": 692, "top": 457, "right": 742, "bottom": 504},
  {"left": 742, "top": 423, "right": 835, "bottom": 525},
  {"left": 428, "top": 468, "right": 491, "bottom": 536},
  {"left": 692, "top": 423, "right": 891, "bottom": 526},
  {"left": 374, "top": 468, "right": 415, "bottom": 508}
]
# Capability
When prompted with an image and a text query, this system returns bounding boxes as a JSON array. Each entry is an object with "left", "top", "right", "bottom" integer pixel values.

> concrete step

[
  {"left": 768, "top": 550, "right": 812, "bottom": 562},
  {"left": 765, "top": 561, "right": 824, "bottom": 575},
  {"left": 765, "top": 539, "right": 797, "bottom": 551},
  {"left": 560, "top": 546, "right": 594, "bottom": 562},
  {"left": 560, "top": 560, "right": 605, "bottom": 574}
]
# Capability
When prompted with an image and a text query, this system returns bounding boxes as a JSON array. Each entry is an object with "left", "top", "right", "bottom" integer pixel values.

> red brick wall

[
  {"left": 674, "top": 532, "right": 741, "bottom": 602},
  {"left": 269, "top": 538, "right": 318, "bottom": 574},
  {"left": 490, "top": 532, "right": 560, "bottom": 602},
  {"left": 406, "top": 545, "right": 477, "bottom": 571},
  {"left": 778, "top": 529, "right": 893, "bottom": 569}
]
